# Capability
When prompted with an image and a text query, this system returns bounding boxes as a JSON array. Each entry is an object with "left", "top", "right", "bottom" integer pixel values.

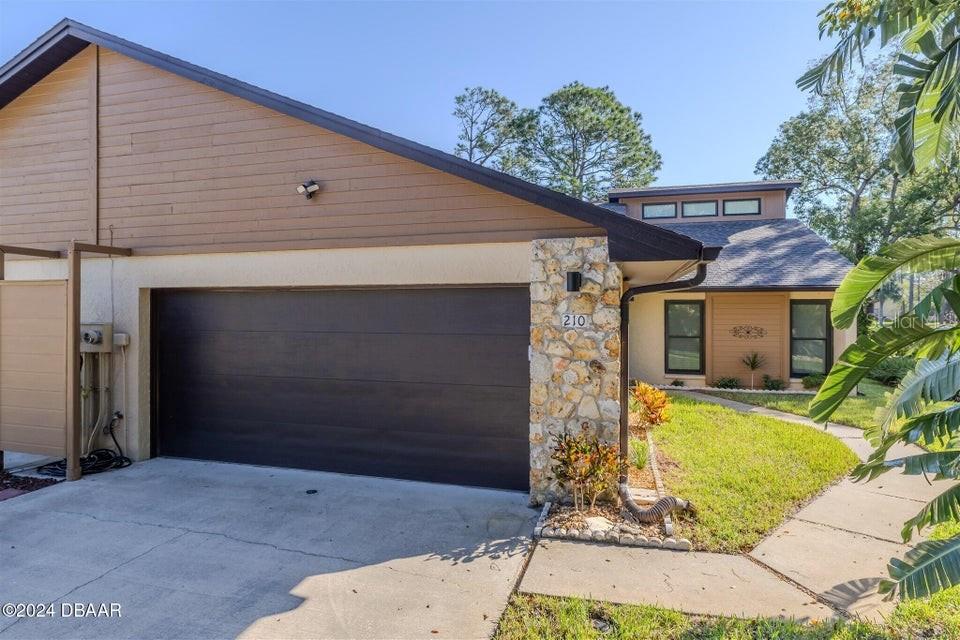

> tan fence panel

[{"left": 0, "top": 280, "right": 67, "bottom": 456}]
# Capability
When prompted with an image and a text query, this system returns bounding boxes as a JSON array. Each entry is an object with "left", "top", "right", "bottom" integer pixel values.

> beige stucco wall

[
  {"left": 629, "top": 290, "right": 856, "bottom": 389},
  {"left": 5, "top": 242, "right": 533, "bottom": 461}
]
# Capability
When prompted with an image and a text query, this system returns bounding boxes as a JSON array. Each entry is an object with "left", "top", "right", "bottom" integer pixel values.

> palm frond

[
  {"left": 882, "top": 535, "right": 960, "bottom": 599},
  {"left": 797, "top": 0, "right": 927, "bottom": 94},
  {"left": 809, "top": 321, "right": 960, "bottom": 423},
  {"left": 902, "top": 403, "right": 960, "bottom": 448},
  {"left": 903, "top": 482, "right": 960, "bottom": 542},
  {"left": 852, "top": 448, "right": 960, "bottom": 483},
  {"left": 892, "top": 16, "right": 960, "bottom": 173},
  {"left": 884, "top": 448, "right": 959, "bottom": 477},
  {"left": 879, "top": 354, "right": 960, "bottom": 430},
  {"left": 831, "top": 235, "right": 960, "bottom": 329},
  {"left": 914, "top": 274, "right": 960, "bottom": 318}
]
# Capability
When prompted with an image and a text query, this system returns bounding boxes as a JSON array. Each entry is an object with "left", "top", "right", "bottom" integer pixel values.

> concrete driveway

[{"left": 0, "top": 458, "right": 536, "bottom": 640}]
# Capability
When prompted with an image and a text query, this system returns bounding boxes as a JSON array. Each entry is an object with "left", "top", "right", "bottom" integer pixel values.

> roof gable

[{"left": 0, "top": 19, "right": 707, "bottom": 263}]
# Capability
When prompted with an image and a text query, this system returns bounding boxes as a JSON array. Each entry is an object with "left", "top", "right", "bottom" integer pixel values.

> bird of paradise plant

[{"left": 810, "top": 234, "right": 960, "bottom": 600}]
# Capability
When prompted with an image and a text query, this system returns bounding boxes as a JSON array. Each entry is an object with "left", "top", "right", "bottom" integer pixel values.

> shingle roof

[
  {"left": 665, "top": 219, "right": 851, "bottom": 289},
  {"left": 0, "top": 19, "right": 709, "bottom": 264}
]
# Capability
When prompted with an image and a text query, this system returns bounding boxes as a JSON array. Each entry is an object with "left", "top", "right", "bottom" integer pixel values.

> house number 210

[{"left": 561, "top": 314, "right": 589, "bottom": 328}]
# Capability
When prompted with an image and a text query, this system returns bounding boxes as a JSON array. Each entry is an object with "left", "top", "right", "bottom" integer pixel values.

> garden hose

[{"left": 618, "top": 483, "right": 694, "bottom": 524}]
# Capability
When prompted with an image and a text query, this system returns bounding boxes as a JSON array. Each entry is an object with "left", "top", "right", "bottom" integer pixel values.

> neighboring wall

[
  {"left": 0, "top": 47, "right": 96, "bottom": 252},
  {"left": 629, "top": 290, "right": 856, "bottom": 388},
  {"left": 618, "top": 190, "right": 786, "bottom": 224},
  {"left": 0, "top": 281, "right": 68, "bottom": 457}
]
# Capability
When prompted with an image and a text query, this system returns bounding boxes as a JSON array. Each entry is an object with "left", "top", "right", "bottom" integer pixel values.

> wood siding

[
  {"left": 0, "top": 46, "right": 597, "bottom": 256},
  {"left": 709, "top": 292, "right": 788, "bottom": 386},
  {"left": 621, "top": 190, "right": 787, "bottom": 224},
  {"left": 0, "top": 47, "right": 95, "bottom": 252},
  {"left": 1, "top": 47, "right": 597, "bottom": 255},
  {"left": 0, "top": 280, "right": 67, "bottom": 456}
]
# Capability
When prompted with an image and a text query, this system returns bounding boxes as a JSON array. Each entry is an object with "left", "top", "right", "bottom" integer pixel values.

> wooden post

[
  {"left": 63, "top": 242, "right": 130, "bottom": 480},
  {"left": 0, "top": 250, "right": 4, "bottom": 472},
  {"left": 66, "top": 248, "right": 81, "bottom": 481}
]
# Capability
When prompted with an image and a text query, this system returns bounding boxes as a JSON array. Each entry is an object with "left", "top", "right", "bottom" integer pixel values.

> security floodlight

[{"left": 297, "top": 180, "right": 321, "bottom": 199}]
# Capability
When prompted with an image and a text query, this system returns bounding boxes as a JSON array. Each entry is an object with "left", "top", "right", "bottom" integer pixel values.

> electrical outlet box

[
  {"left": 80, "top": 323, "right": 113, "bottom": 353},
  {"left": 113, "top": 332, "right": 130, "bottom": 347}
]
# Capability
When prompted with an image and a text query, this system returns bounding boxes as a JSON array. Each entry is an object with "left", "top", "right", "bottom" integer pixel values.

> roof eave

[
  {"left": 608, "top": 181, "right": 803, "bottom": 202},
  {"left": 690, "top": 285, "right": 840, "bottom": 292},
  {"left": 0, "top": 18, "right": 706, "bottom": 264}
]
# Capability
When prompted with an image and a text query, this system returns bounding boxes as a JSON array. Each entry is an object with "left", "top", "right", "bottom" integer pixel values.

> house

[
  {"left": 0, "top": 21, "right": 853, "bottom": 506},
  {"left": 0, "top": 20, "right": 727, "bottom": 502},
  {"left": 605, "top": 181, "right": 855, "bottom": 390}
]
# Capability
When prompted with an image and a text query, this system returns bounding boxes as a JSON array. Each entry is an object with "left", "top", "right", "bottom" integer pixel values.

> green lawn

[
  {"left": 652, "top": 394, "right": 858, "bottom": 552},
  {"left": 703, "top": 379, "right": 890, "bottom": 430},
  {"left": 495, "top": 593, "right": 960, "bottom": 639},
  {"left": 701, "top": 380, "right": 952, "bottom": 451}
]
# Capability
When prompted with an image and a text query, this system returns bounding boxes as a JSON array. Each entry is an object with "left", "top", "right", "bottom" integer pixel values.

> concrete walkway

[
  {"left": 520, "top": 391, "right": 953, "bottom": 623},
  {"left": 521, "top": 540, "right": 834, "bottom": 621}
]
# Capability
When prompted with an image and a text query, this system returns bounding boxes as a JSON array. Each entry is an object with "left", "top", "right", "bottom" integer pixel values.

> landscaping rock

[{"left": 584, "top": 516, "right": 614, "bottom": 532}]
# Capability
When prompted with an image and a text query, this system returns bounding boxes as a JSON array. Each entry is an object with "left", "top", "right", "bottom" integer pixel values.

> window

[
  {"left": 681, "top": 200, "right": 717, "bottom": 217},
  {"left": 642, "top": 202, "right": 677, "bottom": 219},
  {"left": 723, "top": 198, "right": 761, "bottom": 216},
  {"left": 791, "top": 301, "right": 832, "bottom": 377},
  {"left": 665, "top": 301, "right": 704, "bottom": 374}
]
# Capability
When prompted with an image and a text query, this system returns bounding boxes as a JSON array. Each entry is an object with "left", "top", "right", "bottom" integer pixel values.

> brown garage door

[{"left": 152, "top": 287, "right": 530, "bottom": 490}]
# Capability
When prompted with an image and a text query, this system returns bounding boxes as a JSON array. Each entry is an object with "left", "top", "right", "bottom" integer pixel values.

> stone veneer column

[{"left": 529, "top": 237, "right": 623, "bottom": 504}]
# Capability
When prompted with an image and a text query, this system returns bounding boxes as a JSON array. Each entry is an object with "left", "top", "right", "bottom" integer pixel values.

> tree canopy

[
  {"left": 452, "top": 82, "right": 660, "bottom": 201},
  {"left": 759, "top": 60, "right": 954, "bottom": 263},
  {"left": 799, "top": 0, "right": 960, "bottom": 174}
]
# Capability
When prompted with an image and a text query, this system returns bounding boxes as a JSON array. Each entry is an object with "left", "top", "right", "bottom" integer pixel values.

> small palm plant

[
  {"left": 810, "top": 234, "right": 960, "bottom": 600},
  {"left": 741, "top": 351, "right": 766, "bottom": 389}
]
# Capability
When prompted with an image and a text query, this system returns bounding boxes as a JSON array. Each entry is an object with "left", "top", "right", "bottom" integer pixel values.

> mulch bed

[{"left": 0, "top": 471, "right": 60, "bottom": 501}]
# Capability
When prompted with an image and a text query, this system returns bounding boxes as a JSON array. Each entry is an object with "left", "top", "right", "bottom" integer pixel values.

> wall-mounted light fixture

[
  {"left": 297, "top": 179, "right": 321, "bottom": 199},
  {"left": 566, "top": 271, "right": 582, "bottom": 292}
]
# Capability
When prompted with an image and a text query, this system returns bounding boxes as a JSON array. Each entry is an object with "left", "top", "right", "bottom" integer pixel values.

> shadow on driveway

[{"left": 0, "top": 458, "right": 536, "bottom": 639}]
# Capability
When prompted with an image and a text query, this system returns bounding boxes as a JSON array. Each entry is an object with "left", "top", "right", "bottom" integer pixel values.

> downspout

[{"left": 616, "top": 246, "right": 717, "bottom": 521}]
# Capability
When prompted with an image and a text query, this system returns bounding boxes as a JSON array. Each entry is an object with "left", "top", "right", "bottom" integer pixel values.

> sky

[{"left": 0, "top": 0, "right": 838, "bottom": 187}]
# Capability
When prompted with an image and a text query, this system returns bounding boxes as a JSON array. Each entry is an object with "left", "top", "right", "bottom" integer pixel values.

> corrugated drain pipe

[{"left": 617, "top": 246, "right": 718, "bottom": 522}]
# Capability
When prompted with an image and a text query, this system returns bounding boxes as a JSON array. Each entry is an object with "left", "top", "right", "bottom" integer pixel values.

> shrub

[
  {"left": 550, "top": 432, "right": 620, "bottom": 511},
  {"left": 802, "top": 374, "right": 826, "bottom": 389},
  {"left": 867, "top": 355, "right": 915, "bottom": 386},
  {"left": 670, "top": 379, "right": 686, "bottom": 387},
  {"left": 631, "top": 382, "right": 670, "bottom": 428},
  {"left": 713, "top": 376, "right": 741, "bottom": 389},
  {"left": 629, "top": 436, "right": 648, "bottom": 471},
  {"left": 762, "top": 375, "right": 787, "bottom": 391}
]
